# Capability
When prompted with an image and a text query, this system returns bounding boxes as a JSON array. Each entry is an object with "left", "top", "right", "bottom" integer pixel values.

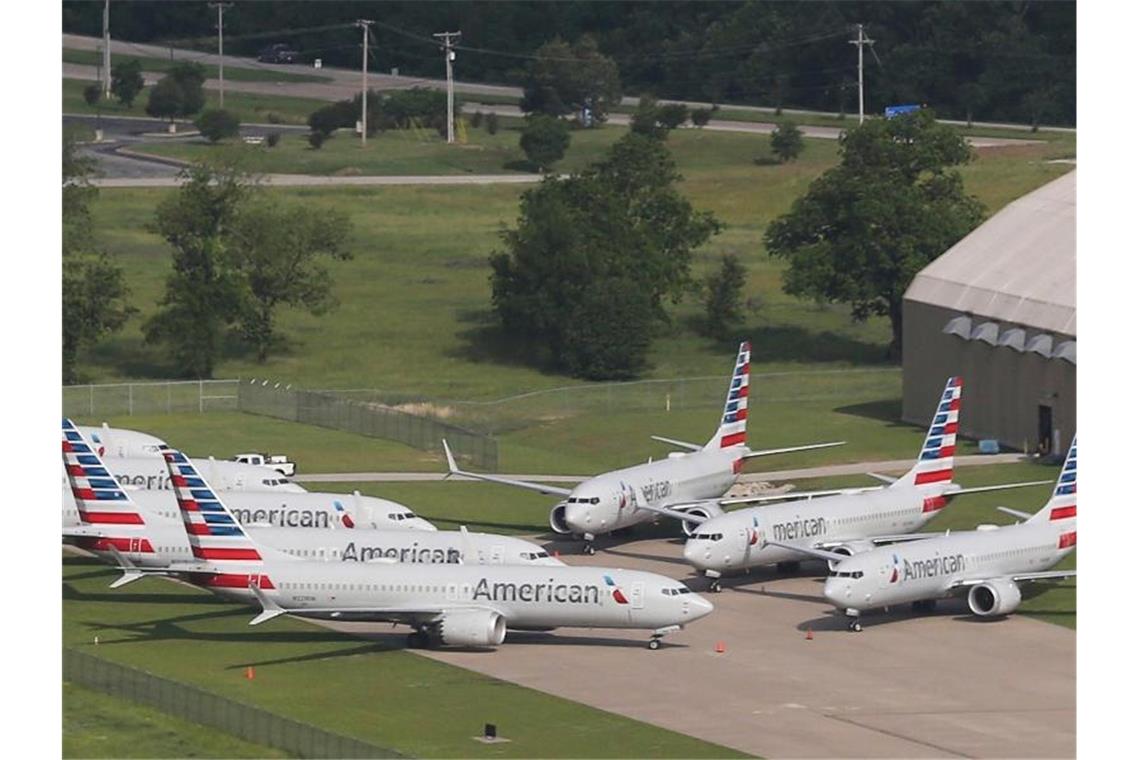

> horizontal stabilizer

[
  {"left": 110, "top": 570, "right": 146, "bottom": 589},
  {"left": 866, "top": 472, "right": 898, "bottom": 485},
  {"left": 996, "top": 506, "right": 1033, "bottom": 521},
  {"left": 944, "top": 480, "right": 1051, "bottom": 497},
  {"left": 441, "top": 439, "right": 573, "bottom": 496},
  {"left": 650, "top": 435, "right": 702, "bottom": 452},
  {"left": 743, "top": 440, "right": 845, "bottom": 459}
]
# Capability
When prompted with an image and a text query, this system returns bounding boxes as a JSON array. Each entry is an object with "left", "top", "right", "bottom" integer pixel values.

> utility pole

[
  {"left": 209, "top": 2, "right": 233, "bottom": 108},
  {"left": 102, "top": 0, "right": 112, "bottom": 97},
  {"left": 849, "top": 23, "right": 875, "bottom": 124},
  {"left": 356, "top": 19, "right": 374, "bottom": 146},
  {"left": 433, "top": 31, "right": 461, "bottom": 144}
]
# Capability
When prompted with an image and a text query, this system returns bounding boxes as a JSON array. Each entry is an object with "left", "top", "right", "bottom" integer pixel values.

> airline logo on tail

[
  {"left": 709, "top": 341, "right": 751, "bottom": 450},
  {"left": 162, "top": 449, "right": 261, "bottom": 562},
  {"left": 62, "top": 418, "right": 153, "bottom": 553},
  {"left": 910, "top": 377, "right": 961, "bottom": 486}
]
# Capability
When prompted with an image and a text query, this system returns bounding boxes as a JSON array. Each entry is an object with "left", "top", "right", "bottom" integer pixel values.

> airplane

[
  {"left": 151, "top": 445, "right": 715, "bottom": 650},
  {"left": 792, "top": 435, "right": 1078, "bottom": 631},
  {"left": 61, "top": 483, "right": 433, "bottom": 532},
  {"left": 77, "top": 423, "right": 167, "bottom": 458},
  {"left": 670, "top": 377, "right": 1052, "bottom": 590},
  {"left": 62, "top": 420, "right": 559, "bottom": 584},
  {"left": 442, "top": 341, "right": 844, "bottom": 554}
]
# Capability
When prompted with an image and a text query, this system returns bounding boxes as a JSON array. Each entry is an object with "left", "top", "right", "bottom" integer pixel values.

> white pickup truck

[{"left": 232, "top": 453, "right": 297, "bottom": 477}]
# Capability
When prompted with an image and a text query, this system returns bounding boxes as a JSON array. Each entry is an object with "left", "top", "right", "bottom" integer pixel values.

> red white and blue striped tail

[
  {"left": 899, "top": 377, "right": 961, "bottom": 488},
  {"left": 705, "top": 341, "right": 751, "bottom": 451},
  {"left": 63, "top": 418, "right": 154, "bottom": 553},
  {"left": 1030, "top": 436, "right": 1076, "bottom": 535},
  {"left": 161, "top": 448, "right": 263, "bottom": 565}
]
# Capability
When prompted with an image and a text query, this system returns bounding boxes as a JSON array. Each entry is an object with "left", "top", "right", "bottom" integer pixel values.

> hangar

[{"left": 901, "top": 170, "right": 1075, "bottom": 456}]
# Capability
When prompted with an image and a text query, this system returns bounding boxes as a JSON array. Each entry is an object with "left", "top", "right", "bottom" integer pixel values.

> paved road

[
  {"left": 65, "top": 57, "right": 1040, "bottom": 149},
  {"left": 293, "top": 452, "right": 1028, "bottom": 484},
  {"left": 320, "top": 533, "right": 1075, "bottom": 758},
  {"left": 89, "top": 173, "right": 546, "bottom": 189},
  {"left": 64, "top": 33, "right": 1073, "bottom": 135}
]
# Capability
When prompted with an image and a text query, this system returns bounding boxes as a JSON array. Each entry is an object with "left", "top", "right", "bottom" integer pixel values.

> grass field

[
  {"left": 64, "top": 78, "right": 325, "bottom": 126},
  {"left": 63, "top": 48, "right": 332, "bottom": 84},
  {"left": 63, "top": 682, "right": 286, "bottom": 758},
  {"left": 62, "top": 556, "right": 746, "bottom": 758},
  {"left": 74, "top": 123, "right": 1072, "bottom": 394}
]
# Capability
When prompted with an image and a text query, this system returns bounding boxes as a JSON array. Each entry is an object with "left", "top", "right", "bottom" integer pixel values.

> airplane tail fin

[
  {"left": 62, "top": 418, "right": 154, "bottom": 555},
  {"left": 704, "top": 341, "right": 751, "bottom": 451},
  {"left": 160, "top": 448, "right": 267, "bottom": 570},
  {"left": 1027, "top": 436, "right": 1076, "bottom": 537},
  {"left": 894, "top": 377, "right": 961, "bottom": 488}
]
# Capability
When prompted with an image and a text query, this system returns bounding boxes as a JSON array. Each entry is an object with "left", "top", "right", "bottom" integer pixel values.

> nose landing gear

[
  {"left": 844, "top": 609, "right": 862, "bottom": 632},
  {"left": 649, "top": 625, "right": 680, "bottom": 650},
  {"left": 704, "top": 570, "right": 722, "bottom": 593},
  {"left": 582, "top": 533, "right": 597, "bottom": 555}
]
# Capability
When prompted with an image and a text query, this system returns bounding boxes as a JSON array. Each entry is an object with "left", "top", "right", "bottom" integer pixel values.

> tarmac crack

[{"left": 822, "top": 712, "right": 974, "bottom": 758}]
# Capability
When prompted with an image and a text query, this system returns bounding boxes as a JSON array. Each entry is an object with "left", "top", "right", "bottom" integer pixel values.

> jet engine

[
  {"left": 677, "top": 504, "right": 725, "bottom": 537},
  {"left": 549, "top": 504, "right": 572, "bottom": 534},
  {"left": 825, "top": 539, "right": 875, "bottom": 571},
  {"left": 438, "top": 610, "right": 507, "bottom": 647},
  {"left": 967, "top": 578, "right": 1022, "bottom": 617}
]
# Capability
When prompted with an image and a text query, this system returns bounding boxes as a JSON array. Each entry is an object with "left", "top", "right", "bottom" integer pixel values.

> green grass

[
  {"left": 64, "top": 48, "right": 333, "bottom": 83},
  {"left": 62, "top": 556, "right": 746, "bottom": 758},
  {"left": 63, "top": 682, "right": 287, "bottom": 758},
  {"left": 64, "top": 77, "right": 326, "bottom": 125},
  {"left": 75, "top": 124, "right": 1070, "bottom": 394}
]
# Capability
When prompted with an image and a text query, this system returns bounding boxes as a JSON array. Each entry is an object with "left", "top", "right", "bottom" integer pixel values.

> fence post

[
  {"left": 89, "top": 385, "right": 94, "bottom": 416},
  {"left": 199, "top": 379, "right": 204, "bottom": 413},
  {"left": 167, "top": 383, "right": 172, "bottom": 414},
  {"left": 128, "top": 384, "right": 133, "bottom": 416}
]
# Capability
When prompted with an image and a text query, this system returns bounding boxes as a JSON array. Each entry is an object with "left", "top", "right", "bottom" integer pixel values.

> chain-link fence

[
  {"left": 62, "top": 380, "right": 239, "bottom": 418},
  {"left": 239, "top": 381, "right": 499, "bottom": 470},
  {"left": 64, "top": 648, "right": 403, "bottom": 759},
  {"left": 329, "top": 368, "right": 903, "bottom": 437}
]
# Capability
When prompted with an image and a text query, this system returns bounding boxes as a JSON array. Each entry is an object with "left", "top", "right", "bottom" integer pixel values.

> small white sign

[{"left": 314, "top": 58, "right": 322, "bottom": 69}]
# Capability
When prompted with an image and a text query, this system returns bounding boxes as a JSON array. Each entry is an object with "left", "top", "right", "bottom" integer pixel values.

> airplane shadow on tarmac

[
  {"left": 63, "top": 582, "right": 223, "bottom": 606},
  {"left": 792, "top": 597, "right": 1040, "bottom": 632}
]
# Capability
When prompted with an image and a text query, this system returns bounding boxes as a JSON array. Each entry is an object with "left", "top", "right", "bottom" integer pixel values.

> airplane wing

[
  {"left": 650, "top": 435, "right": 702, "bottom": 452},
  {"left": 950, "top": 570, "right": 1076, "bottom": 589},
  {"left": 944, "top": 480, "right": 1051, "bottom": 496},
  {"left": 627, "top": 502, "right": 716, "bottom": 525},
  {"left": 762, "top": 539, "right": 850, "bottom": 563},
  {"left": 742, "top": 441, "right": 846, "bottom": 459},
  {"left": 717, "top": 486, "right": 881, "bottom": 507},
  {"left": 441, "top": 440, "right": 573, "bottom": 497},
  {"left": 246, "top": 584, "right": 496, "bottom": 627}
]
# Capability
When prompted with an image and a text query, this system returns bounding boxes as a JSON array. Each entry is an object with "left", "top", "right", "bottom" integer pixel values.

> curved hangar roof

[{"left": 904, "top": 170, "right": 1075, "bottom": 336}]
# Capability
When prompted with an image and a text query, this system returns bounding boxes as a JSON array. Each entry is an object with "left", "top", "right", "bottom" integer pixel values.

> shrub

[
  {"left": 470, "top": 110, "right": 484, "bottom": 128},
  {"left": 657, "top": 103, "right": 690, "bottom": 130},
  {"left": 690, "top": 107, "right": 713, "bottom": 127},
  {"left": 196, "top": 109, "right": 240, "bottom": 143},
  {"left": 519, "top": 115, "right": 571, "bottom": 172},
  {"left": 308, "top": 131, "right": 327, "bottom": 149},
  {"left": 308, "top": 104, "right": 346, "bottom": 137},
  {"left": 266, "top": 132, "right": 281, "bottom": 148},
  {"left": 83, "top": 84, "right": 102, "bottom": 107},
  {"left": 770, "top": 120, "right": 804, "bottom": 162},
  {"left": 486, "top": 112, "right": 500, "bottom": 135}
]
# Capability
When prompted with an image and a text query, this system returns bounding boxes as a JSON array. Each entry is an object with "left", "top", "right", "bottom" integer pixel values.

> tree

[
  {"left": 111, "top": 58, "right": 145, "bottom": 107},
  {"left": 229, "top": 200, "right": 353, "bottom": 362},
  {"left": 486, "top": 112, "right": 500, "bottom": 135},
  {"left": 490, "top": 133, "right": 722, "bottom": 378},
  {"left": 83, "top": 83, "right": 101, "bottom": 107},
  {"left": 765, "top": 110, "right": 985, "bottom": 359},
  {"left": 145, "top": 61, "right": 206, "bottom": 126},
  {"left": 62, "top": 131, "right": 133, "bottom": 383},
  {"left": 196, "top": 109, "right": 240, "bottom": 143},
  {"left": 519, "top": 114, "right": 571, "bottom": 172},
  {"left": 307, "top": 103, "right": 346, "bottom": 138},
  {"left": 657, "top": 103, "right": 690, "bottom": 130},
  {"left": 691, "top": 107, "right": 713, "bottom": 127},
  {"left": 629, "top": 94, "right": 667, "bottom": 140},
  {"left": 143, "top": 161, "right": 252, "bottom": 377},
  {"left": 520, "top": 36, "right": 622, "bottom": 124},
  {"left": 703, "top": 254, "right": 748, "bottom": 338},
  {"left": 307, "top": 131, "right": 328, "bottom": 149},
  {"left": 770, "top": 120, "right": 804, "bottom": 162}
]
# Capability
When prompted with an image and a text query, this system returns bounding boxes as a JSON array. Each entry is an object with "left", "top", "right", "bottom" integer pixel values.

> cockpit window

[
  {"left": 829, "top": 570, "right": 864, "bottom": 579},
  {"left": 660, "top": 587, "right": 693, "bottom": 596},
  {"left": 693, "top": 533, "right": 723, "bottom": 541}
]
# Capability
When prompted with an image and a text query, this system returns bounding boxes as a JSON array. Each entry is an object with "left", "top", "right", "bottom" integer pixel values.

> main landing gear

[
  {"left": 649, "top": 625, "right": 680, "bottom": 650},
  {"left": 845, "top": 609, "right": 863, "bottom": 632}
]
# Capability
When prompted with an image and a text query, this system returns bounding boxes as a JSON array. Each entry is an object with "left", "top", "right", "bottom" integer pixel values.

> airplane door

[
  {"left": 491, "top": 545, "right": 505, "bottom": 564},
  {"left": 128, "top": 537, "right": 144, "bottom": 557},
  {"left": 629, "top": 582, "right": 645, "bottom": 609}
]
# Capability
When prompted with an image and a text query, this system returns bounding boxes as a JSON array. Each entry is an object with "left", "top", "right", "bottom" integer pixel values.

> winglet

[
  {"left": 996, "top": 506, "right": 1033, "bottom": 522},
  {"left": 459, "top": 525, "right": 472, "bottom": 564},
  {"left": 442, "top": 439, "right": 458, "bottom": 476}
]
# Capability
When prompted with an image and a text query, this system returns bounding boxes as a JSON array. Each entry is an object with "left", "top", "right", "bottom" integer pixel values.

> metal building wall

[{"left": 902, "top": 300, "right": 1075, "bottom": 455}]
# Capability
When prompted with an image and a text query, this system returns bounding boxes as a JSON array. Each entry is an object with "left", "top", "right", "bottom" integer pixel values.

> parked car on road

[{"left": 258, "top": 43, "right": 300, "bottom": 64}]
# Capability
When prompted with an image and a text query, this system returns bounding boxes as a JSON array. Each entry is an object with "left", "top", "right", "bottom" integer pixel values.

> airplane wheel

[
  {"left": 583, "top": 544, "right": 596, "bottom": 556},
  {"left": 709, "top": 580, "right": 722, "bottom": 593},
  {"left": 648, "top": 639, "right": 661, "bottom": 650},
  {"left": 848, "top": 620, "right": 862, "bottom": 633}
]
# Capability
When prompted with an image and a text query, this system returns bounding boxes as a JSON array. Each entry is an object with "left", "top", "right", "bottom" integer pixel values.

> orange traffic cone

[
  {"left": 245, "top": 666, "right": 255, "bottom": 680},
  {"left": 553, "top": 550, "right": 560, "bottom": 558},
  {"left": 805, "top": 627, "right": 814, "bottom": 641},
  {"left": 714, "top": 641, "right": 726, "bottom": 653}
]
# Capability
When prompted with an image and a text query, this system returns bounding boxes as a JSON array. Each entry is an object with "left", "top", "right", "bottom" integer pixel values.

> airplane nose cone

[
  {"left": 823, "top": 577, "right": 844, "bottom": 605},
  {"left": 682, "top": 540, "right": 708, "bottom": 569},
  {"left": 689, "top": 593, "right": 715, "bottom": 620},
  {"left": 564, "top": 504, "right": 588, "bottom": 532},
  {"left": 411, "top": 517, "right": 437, "bottom": 531}
]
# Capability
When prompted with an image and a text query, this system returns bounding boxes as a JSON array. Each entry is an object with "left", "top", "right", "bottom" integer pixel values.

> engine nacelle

[
  {"left": 438, "top": 610, "right": 507, "bottom": 647},
  {"left": 678, "top": 504, "right": 725, "bottom": 537},
  {"left": 825, "top": 540, "right": 875, "bottom": 571},
  {"left": 549, "top": 504, "right": 572, "bottom": 534},
  {"left": 967, "top": 578, "right": 1022, "bottom": 617}
]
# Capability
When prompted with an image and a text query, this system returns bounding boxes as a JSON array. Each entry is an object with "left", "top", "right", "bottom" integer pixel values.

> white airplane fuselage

[
  {"left": 557, "top": 446, "right": 741, "bottom": 538},
  {"left": 824, "top": 520, "right": 1075, "bottom": 613},
  {"left": 209, "top": 562, "right": 712, "bottom": 635},
  {"left": 62, "top": 487, "right": 435, "bottom": 532},
  {"left": 683, "top": 484, "right": 948, "bottom": 576},
  {"left": 77, "top": 425, "right": 167, "bottom": 458},
  {"left": 62, "top": 455, "right": 304, "bottom": 496}
]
